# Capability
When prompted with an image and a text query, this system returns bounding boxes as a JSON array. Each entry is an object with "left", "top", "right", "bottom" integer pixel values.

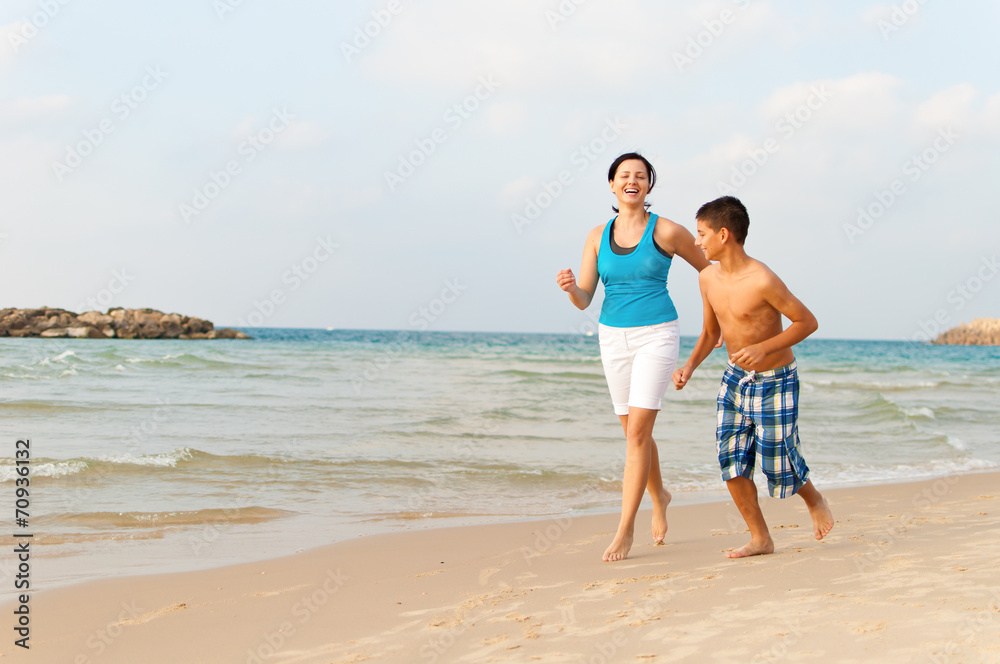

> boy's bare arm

[
  {"left": 673, "top": 273, "right": 722, "bottom": 390},
  {"left": 729, "top": 270, "right": 818, "bottom": 369}
]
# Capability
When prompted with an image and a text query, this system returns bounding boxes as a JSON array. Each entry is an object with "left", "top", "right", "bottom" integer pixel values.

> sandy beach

[{"left": 3, "top": 471, "right": 999, "bottom": 663}]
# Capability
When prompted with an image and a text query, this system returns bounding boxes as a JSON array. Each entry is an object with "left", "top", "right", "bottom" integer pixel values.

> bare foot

[
  {"left": 651, "top": 488, "right": 672, "bottom": 544},
  {"left": 808, "top": 496, "right": 834, "bottom": 540},
  {"left": 602, "top": 530, "right": 634, "bottom": 562},
  {"left": 726, "top": 537, "right": 774, "bottom": 559}
]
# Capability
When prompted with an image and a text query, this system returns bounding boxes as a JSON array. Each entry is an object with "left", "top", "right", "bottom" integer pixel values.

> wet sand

[{"left": 3, "top": 472, "right": 999, "bottom": 663}]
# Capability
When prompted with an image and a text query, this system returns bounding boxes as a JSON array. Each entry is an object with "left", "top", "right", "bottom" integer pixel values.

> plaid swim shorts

[{"left": 716, "top": 360, "right": 810, "bottom": 498}]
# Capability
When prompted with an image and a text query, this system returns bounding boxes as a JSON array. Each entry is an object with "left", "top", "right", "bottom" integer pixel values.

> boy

[{"left": 673, "top": 196, "right": 834, "bottom": 558}]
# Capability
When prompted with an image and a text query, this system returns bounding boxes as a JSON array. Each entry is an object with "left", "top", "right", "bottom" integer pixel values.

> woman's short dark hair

[{"left": 608, "top": 152, "right": 656, "bottom": 212}]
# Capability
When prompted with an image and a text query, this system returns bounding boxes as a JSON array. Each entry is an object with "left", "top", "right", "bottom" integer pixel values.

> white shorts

[{"left": 598, "top": 321, "right": 681, "bottom": 416}]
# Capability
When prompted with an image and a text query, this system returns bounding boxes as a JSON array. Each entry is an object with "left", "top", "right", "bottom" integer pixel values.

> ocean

[{"left": 2, "top": 330, "right": 998, "bottom": 593}]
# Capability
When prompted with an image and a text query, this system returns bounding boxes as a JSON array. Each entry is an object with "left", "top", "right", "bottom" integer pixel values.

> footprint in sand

[
  {"left": 116, "top": 602, "right": 187, "bottom": 626},
  {"left": 852, "top": 621, "right": 887, "bottom": 634},
  {"left": 478, "top": 567, "right": 500, "bottom": 585}
]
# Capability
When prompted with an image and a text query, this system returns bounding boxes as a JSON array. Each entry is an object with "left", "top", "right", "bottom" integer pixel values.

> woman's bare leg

[
  {"left": 604, "top": 407, "right": 659, "bottom": 561},
  {"left": 615, "top": 413, "right": 672, "bottom": 547},
  {"left": 648, "top": 440, "right": 672, "bottom": 544}
]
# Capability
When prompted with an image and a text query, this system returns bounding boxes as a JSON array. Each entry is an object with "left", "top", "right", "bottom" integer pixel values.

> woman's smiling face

[{"left": 610, "top": 159, "right": 650, "bottom": 205}]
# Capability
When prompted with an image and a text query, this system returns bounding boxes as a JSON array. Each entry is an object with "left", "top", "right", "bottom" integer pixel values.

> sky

[{"left": 1, "top": 0, "right": 998, "bottom": 340}]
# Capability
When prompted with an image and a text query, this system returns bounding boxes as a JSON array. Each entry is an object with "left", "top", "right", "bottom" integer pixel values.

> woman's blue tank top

[{"left": 597, "top": 213, "right": 679, "bottom": 328}]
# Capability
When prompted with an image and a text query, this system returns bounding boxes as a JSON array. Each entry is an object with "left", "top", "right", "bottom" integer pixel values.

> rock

[
  {"left": 109, "top": 310, "right": 135, "bottom": 330},
  {"left": 116, "top": 324, "right": 140, "bottom": 339},
  {"left": 159, "top": 313, "right": 184, "bottom": 339},
  {"left": 0, "top": 308, "right": 251, "bottom": 340},
  {"left": 0, "top": 313, "right": 29, "bottom": 330},
  {"left": 78, "top": 311, "right": 113, "bottom": 327},
  {"left": 139, "top": 323, "right": 164, "bottom": 339},
  {"left": 78, "top": 311, "right": 115, "bottom": 337},
  {"left": 208, "top": 328, "right": 237, "bottom": 339},
  {"left": 932, "top": 318, "right": 1000, "bottom": 345},
  {"left": 44, "top": 312, "right": 74, "bottom": 328},
  {"left": 67, "top": 326, "right": 106, "bottom": 339},
  {"left": 135, "top": 310, "right": 163, "bottom": 327},
  {"left": 40, "top": 316, "right": 63, "bottom": 330},
  {"left": 184, "top": 317, "right": 213, "bottom": 334}
]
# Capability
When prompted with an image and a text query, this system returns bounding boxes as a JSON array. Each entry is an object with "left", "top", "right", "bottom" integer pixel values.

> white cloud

[
  {"left": 0, "top": 22, "right": 30, "bottom": 68},
  {"left": 860, "top": 2, "right": 929, "bottom": 30},
  {"left": 984, "top": 92, "right": 1000, "bottom": 138},
  {"left": 759, "top": 72, "right": 903, "bottom": 131},
  {"left": 250, "top": 177, "right": 335, "bottom": 218},
  {"left": 913, "top": 84, "right": 978, "bottom": 130},
  {"left": 228, "top": 113, "right": 325, "bottom": 150},
  {"left": 0, "top": 94, "right": 73, "bottom": 126},
  {"left": 498, "top": 175, "right": 537, "bottom": 208},
  {"left": 680, "top": 72, "right": 1000, "bottom": 224},
  {"left": 484, "top": 101, "right": 527, "bottom": 135},
  {"left": 860, "top": 4, "right": 894, "bottom": 26},
  {"left": 729, "top": 1, "right": 801, "bottom": 48},
  {"left": 0, "top": 134, "right": 65, "bottom": 227},
  {"left": 340, "top": 184, "right": 385, "bottom": 211},
  {"left": 276, "top": 121, "right": 331, "bottom": 149},
  {"left": 360, "top": 0, "right": 689, "bottom": 91},
  {"left": 669, "top": 0, "right": 801, "bottom": 69},
  {"left": 229, "top": 117, "right": 257, "bottom": 140}
]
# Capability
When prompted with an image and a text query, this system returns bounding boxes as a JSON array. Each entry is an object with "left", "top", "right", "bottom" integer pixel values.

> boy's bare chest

[{"left": 707, "top": 284, "right": 772, "bottom": 324}]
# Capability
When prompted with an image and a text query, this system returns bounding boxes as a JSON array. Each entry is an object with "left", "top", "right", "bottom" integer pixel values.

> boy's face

[{"left": 695, "top": 218, "right": 722, "bottom": 261}]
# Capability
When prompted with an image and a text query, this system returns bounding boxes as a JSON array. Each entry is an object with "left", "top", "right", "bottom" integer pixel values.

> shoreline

[
  {"left": 11, "top": 467, "right": 995, "bottom": 599},
  {"left": 5, "top": 470, "right": 999, "bottom": 663}
]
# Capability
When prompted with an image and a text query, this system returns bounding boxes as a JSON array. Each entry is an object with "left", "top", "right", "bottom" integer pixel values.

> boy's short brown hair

[{"left": 696, "top": 196, "right": 750, "bottom": 245}]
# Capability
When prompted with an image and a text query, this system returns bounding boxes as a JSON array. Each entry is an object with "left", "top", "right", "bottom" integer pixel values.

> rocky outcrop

[
  {"left": 0, "top": 307, "right": 251, "bottom": 340},
  {"left": 932, "top": 318, "right": 1000, "bottom": 346}
]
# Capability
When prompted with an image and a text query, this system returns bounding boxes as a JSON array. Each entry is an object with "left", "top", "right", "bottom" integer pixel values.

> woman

[{"left": 556, "top": 152, "right": 710, "bottom": 561}]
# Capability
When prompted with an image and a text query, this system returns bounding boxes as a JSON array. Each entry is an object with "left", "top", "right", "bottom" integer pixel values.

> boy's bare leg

[
  {"left": 617, "top": 414, "right": 671, "bottom": 544},
  {"left": 725, "top": 476, "right": 774, "bottom": 558},
  {"left": 647, "top": 440, "right": 671, "bottom": 544},
  {"left": 605, "top": 407, "right": 657, "bottom": 561},
  {"left": 796, "top": 479, "right": 834, "bottom": 540}
]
